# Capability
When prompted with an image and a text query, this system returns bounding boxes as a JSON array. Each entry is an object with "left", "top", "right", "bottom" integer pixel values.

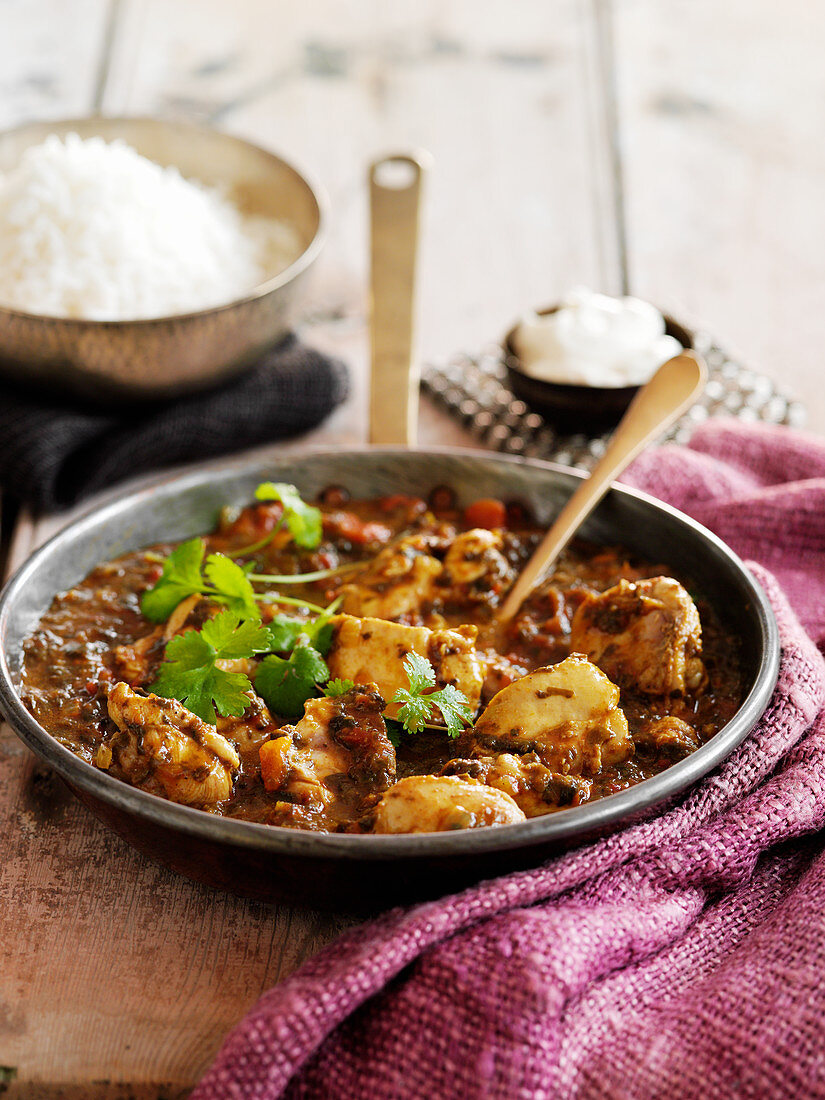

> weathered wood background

[{"left": 1, "top": 1, "right": 823, "bottom": 1095}]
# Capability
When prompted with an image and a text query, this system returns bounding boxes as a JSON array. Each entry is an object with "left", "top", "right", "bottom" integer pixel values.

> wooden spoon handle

[
  {"left": 368, "top": 152, "right": 430, "bottom": 446},
  {"left": 497, "top": 351, "right": 707, "bottom": 622}
]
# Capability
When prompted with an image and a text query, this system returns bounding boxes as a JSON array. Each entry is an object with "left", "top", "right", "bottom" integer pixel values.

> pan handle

[{"left": 368, "top": 152, "right": 431, "bottom": 446}]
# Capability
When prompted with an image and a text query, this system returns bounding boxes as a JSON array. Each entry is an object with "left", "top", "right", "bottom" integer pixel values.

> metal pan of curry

[{"left": 0, "top": 449, "right": 779, "bottom": 909}]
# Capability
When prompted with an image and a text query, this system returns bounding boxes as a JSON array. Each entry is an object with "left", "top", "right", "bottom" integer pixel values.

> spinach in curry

[{"left": 21, "top": 484, "right": 744, "bottom": 834}]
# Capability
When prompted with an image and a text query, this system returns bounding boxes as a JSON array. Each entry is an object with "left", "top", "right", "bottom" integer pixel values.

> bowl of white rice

[{"left": 0, "top": 116, "right": 327, "bottom": 399}]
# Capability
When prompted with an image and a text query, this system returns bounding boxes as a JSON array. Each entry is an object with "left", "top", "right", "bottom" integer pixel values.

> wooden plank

[
  {"left": 0, "top": 2, "right": 608, "bottom": 1094},
  {"left": 615, "top": 0, "right": 825, "bottom": 432},
  {"left": 105, "top": 0, "right": 609, "bottom": 440}
]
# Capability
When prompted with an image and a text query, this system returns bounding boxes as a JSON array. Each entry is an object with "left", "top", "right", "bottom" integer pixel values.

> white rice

[{"left": 0, "top": 133, "right": 304, "bottom": 321}]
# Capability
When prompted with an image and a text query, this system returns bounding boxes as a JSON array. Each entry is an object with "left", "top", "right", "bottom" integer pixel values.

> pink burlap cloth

[{"left": 193, "top": 421, "right": 825, "bottom": 1100}]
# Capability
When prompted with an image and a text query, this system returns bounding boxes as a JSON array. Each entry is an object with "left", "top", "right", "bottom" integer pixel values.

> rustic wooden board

[
  {"left": 104, "top": 0, "right": 610, "bottom": 381},
  {"left": 615, "top": 0, "right": 825, "bottom": 433},
  {"left": 4, "top": 0, "right": 824, "bottom": 1093},
  {"left": 0, "top": 2, "right": 608, "bottom": 1094}
]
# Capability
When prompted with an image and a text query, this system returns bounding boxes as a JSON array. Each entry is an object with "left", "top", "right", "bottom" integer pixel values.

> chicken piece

[
  {"left": 469, "top": 655, "right": 632, "bottom": 776},
  {"left": 368, "top": 775, "right": 525, "bottom": 833},
  {"left": 636, "top": 715, "right": 700, "bottom": 760},
  {"left": 441, "top": 752, "right": 590, "bottom": 817},
  {"left": 101, "top": 681, "right": 239, "bottom": 807},
  {"left": 340, "top": 534, "right": 443, "bottom": 621},
  {"left": 439, "top": 528, "right": 516, "bottom": 607},
  {"left": 258, "top": 685, "right": 395, "bottom": 817},
  {"left": 326, "top": 614, "right": 484, "bottom": 719},
  {"left": 570, "top": 576, "right": 705, "bottom": 696}
]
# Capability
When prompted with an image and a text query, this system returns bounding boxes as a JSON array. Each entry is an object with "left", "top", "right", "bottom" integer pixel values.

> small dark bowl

[
  {"left": 0, "top": 449, "right": 778, "bottom": 911},
  {"left": 504, "top": 306, "right": 694, "bottom": 434}
]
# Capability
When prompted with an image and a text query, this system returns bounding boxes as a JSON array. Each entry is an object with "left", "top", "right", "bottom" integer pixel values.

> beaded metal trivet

[{"left": 422, "top": 332, "right": 806, "bottom": 471}]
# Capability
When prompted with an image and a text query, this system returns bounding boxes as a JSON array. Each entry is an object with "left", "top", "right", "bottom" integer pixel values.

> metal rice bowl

[{"left": 0, "top": 117, "right": 327, "bottom": 401}]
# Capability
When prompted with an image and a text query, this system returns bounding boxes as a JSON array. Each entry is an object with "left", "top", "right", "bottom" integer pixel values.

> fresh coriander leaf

[
  {"left": 264, "top": 600, "right": 340, "bottom": 657},
  {"left": 154, "top": 662, "right": 253, "bottom": 725},
  {"left": 206, "top": 668, "right": 255, "bottom": 720},
  {"left": 324, "top": 678, "right": 355, "bottom": 698},
  {"left": 255, "top": 644, "right": 329, "bottom": 718},
  {"left": 290, "top": 644, "right": 329, "bottom": 684},
  {"left": 204, "top": 553, "right": 260, "bottom": 619},
  {"left": 306, "top": 605, "right": 337, "bottom": 656},
  {"left": 254, "top": 482, "right": 322, "bottom": 549},
  {"left": 431, "top": 684, "right": 475, "bottom": 739},
  {"left": 403, "top": 651, "right": 436, "bottom": 694},
  {"left": 142, "top": 543, "right": 261, "bottom": 624},
  {"left": 141, "top": 537, "right": 206, "bottom": 622},
  {"left": 394, "top": 690, "right": 431, "bottom": 735},
  {"left": 392, "top": 652, "right": 474, "bottom": 739},
  {"left": 265, "top": 614, "right": 307, "bottom": 652},
  {"left": 151, "top": 640, "right": 251, "bottom": 724},
  {"left": 149, "top": 609, "right": 270, "bottom": 723},
  {"left": 199, "top": 611, "right": 273, "bottom": 659},
  {"left": 255, "top": 480, "right": 298, "bottom": 505},
  {"left": 162, "top": 624, "right": 214, "bottom": 666}
]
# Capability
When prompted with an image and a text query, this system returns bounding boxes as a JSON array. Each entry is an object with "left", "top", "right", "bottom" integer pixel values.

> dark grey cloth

[{"left": 0, "top": 334, "right": 349, "bottom": 512}]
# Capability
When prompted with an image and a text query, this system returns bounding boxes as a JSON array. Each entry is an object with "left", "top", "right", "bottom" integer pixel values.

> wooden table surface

[{"left": 2, "top": 2, "right": 824, "bottom": 1096}]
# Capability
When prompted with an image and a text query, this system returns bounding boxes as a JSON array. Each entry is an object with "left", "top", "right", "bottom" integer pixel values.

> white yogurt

[{"left": 512, "top": 288, "right": 682, "bottom": 388}]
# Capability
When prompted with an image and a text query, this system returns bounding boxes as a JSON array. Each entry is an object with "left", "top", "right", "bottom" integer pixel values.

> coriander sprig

[
  {"left": 255, "top": 645, "right": 330, "bottom": 719},
  {"left": 235, "top": 482, "right": 323, "bottom": 557},
  {"left": 265, "top": 596, "right": 341, "bottom": 655},
  {"left": 324, "top": 678, "right": 355, "bottom": 698},
  {"left": 150, "top": 609, "right": 273, "bottom": 723},
  {"left": 141, "top": 538, "right": 258, "bottom": 623},
  {"left": 141, "top": 481, "right": 344, "bottom": 626},
  {"left": 149, "top": 597, "right": 342, "bottom": 723},
  {"left": 252, "top": 600, "right": 342, "bottom": 716},
  {"left": 393, "top": 653, "right": 474, "bottom": 740},
  {"left": 246, "top": 561, "right": 363, "bottom": 585}
]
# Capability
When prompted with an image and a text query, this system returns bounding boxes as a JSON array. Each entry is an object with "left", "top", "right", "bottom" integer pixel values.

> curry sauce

[{"left": 21, "top": 488, "right": 744, "bottom": 832}]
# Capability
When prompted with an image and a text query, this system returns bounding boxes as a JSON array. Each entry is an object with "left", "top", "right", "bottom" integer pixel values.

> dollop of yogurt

[{"left": 512, "top": 287, "right": 682, "bottom": 388}]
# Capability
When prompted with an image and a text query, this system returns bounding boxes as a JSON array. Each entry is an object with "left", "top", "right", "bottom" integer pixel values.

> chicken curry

[{"left": 21, "top": 483, "right": 744, "bottom": 834}]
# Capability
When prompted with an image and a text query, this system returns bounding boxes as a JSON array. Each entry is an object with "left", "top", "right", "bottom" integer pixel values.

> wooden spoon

[{"left": 496, "top": 351, "right": 707, "bottom": 623}]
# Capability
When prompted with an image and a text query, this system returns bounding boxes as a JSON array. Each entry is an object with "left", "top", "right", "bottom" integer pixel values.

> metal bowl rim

[
  {"left": 0, "top": 445, "right": 780, "bottom": 861},
  {"left": 0, "top": 114, "right": 329, "bottom": 326}
]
